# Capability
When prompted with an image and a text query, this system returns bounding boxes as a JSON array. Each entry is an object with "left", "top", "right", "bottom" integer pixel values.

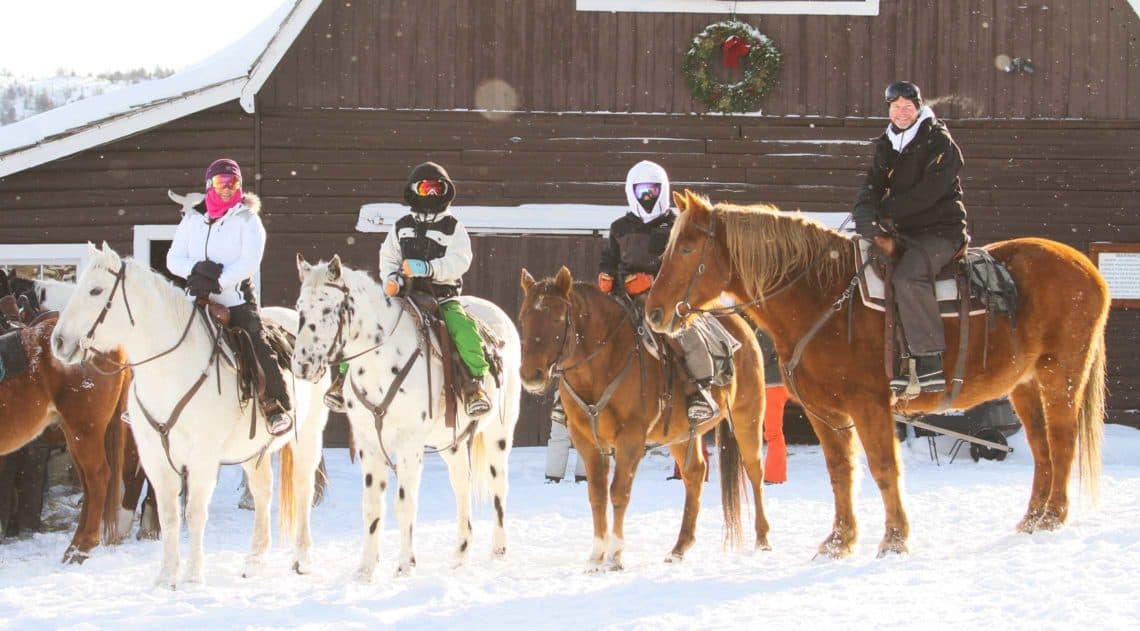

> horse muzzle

[{"left": 51, "top": 332, "right": 82, "bottom": 365}]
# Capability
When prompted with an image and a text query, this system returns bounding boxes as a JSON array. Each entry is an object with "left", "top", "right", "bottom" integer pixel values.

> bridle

[
  {"left": 545, "top": 292, "right": 631, "bottom": 377},
  {"left": 317, "top": 281, "right": 399, "bottom": 366},
  {"left": 669, "top": 210, "right": 810, "bottom": 322}
]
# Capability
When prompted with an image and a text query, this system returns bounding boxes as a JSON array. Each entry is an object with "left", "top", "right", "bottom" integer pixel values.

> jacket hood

[{"left": 624, "top": 160, "right": 671, "bottom": 224}]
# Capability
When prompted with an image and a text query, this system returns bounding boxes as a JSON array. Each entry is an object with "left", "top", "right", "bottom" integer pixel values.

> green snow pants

[{"left": 440, "top": 300, "right": 489, "bottom": 378}]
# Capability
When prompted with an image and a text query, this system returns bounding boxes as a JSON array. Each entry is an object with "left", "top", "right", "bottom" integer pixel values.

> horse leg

[
  {"left": 483, "top": 426, "right": 512, "bottom": 559},
  {"left": 146, "top": 459, "right": 184, "bottom": 589},
  {"left": 439, "top": 444, "right": 473, "bottom": 568},
  {"left": 60, "top": 423, "right": 110, "bottom": 564},
  {"left": 568, "top": 420, "right": 611, "bottom": 570},
  {"left": 1033, "top": 355, "right": 1082, "bottom": 531},
  {"left": 606, "top": 439, "right": 643, "bottom": 570},
  {"left": 287, "top": 434, "right": 323, "bottom": 575},
  {"left": 394, "top": 449, "right": 425, "bottom": 576},
  {"left": 183, "top": 461, "right": 220, "bottom": 584},
  {"left": 665, "top": 437, "right": 707, "bottom": 563},
  {"left": 730, "top": 399, "right": 770, "bottom": 550},
  {"left": 851, "top": 406, "right": 909, "bottom": 557},
  {"left": 807, "top": 412, "right": 859, "bottom": 559},
  {"left": 355, "top": 439, "right": 388, "bottom": 582},
  {"left": 240, "top": 457, "right": 273, "bottom": 578},
  {"left": 1008, "top": 380, "right": 1051, "bottom": 532}
]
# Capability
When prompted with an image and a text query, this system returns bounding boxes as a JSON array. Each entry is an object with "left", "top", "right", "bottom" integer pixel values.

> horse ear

[
  {"left": 328, "top": 255, "right": 343, "bottom": 280},
  {"left": 100, "top": 242, "right": 121, "bottom": 266},
  {"left": 554, "top": 266, "right": 573, "bottom": 296},
  {"left": 520, "top": 268, "right": 536, "bottom": 295},
  {"left": 296, "top": 252, "right": 311, "bottom": 281},
  {"left": 673, "top": 191, "right": 688, "bottom": 213}
]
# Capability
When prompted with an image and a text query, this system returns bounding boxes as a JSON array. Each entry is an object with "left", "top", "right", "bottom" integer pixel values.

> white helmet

[{"left": 624, "top": 160, "right": 671, "bottom": 224}]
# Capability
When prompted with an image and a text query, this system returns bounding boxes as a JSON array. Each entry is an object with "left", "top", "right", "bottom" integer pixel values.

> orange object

[
  {"left": 384, "top": 277, "right": 401, "bottom": 297},
  {"left": 623, "top": 272, "right": 654, "bottom": 295},
  {"left": 763, "top": 384, "right": 789, "bottom": 484},
  {"left": 597, "top": 273, "right": 614, "bottom": 293}
]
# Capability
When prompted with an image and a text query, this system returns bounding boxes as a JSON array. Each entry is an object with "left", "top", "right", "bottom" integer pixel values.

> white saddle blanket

[{"left": 855, "top": 240, "right": 984, "bottom": 317}]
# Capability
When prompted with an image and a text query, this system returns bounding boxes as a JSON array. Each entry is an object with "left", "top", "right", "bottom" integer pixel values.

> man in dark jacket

[{"left": 853, "top": 81, "right": 969, "bottom": 393}]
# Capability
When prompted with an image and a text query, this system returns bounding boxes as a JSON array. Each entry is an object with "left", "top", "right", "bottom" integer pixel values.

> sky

[{"left": 0, "top": 0, "right": 285, "bottom": 77}]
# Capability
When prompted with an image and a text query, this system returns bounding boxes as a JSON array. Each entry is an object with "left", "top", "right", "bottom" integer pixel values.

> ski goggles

[
  {"left": 884, "top": 82, "right": 919, "bottom": 104},
  {"left": 632, "top": 182, "right": 661, "bottom": 201},
  {"left": 410, "top": 179, "right": 446, "bottom": 197},
  {"left": 208, "top": 174, "right": 241, "bottom": 192}
]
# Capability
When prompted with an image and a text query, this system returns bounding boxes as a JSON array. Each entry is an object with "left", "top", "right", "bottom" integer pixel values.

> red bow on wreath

[{"left": 722, "top": 35, "right": 751, "bottom": 69}]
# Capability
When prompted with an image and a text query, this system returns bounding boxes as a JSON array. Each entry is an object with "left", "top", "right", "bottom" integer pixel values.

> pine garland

[{"left": 683, "top": 21, "right": 782, "bottom": 113}]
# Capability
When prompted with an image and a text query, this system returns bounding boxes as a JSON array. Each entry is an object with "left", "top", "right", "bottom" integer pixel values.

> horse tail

[
  {"left": 717, "top": 417, "right": 744, "bottom": 550},
  {"left": 278, "top": 443, "right": 297, "bottom": 542},
  {"left": 101, "top": 373, "right": 128, "bottom": 545},
  {"left": 312, "top": 455, "right": 329, "bottom": 507},
  {"left": 469, "top": 431, "right": 492, "bottom": 503},
  {"left": 1078, "top": 329, "right": 1106, "bottom": 505}
]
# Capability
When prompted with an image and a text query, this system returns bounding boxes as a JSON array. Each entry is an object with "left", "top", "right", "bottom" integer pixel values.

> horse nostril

[{"left": 648, "top": 308, "right": 663, "bottom": 326}]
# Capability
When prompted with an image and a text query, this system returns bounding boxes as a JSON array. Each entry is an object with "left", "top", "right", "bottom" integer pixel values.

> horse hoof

[
  {"left": 606, "top": 559, "right": 625, "bottom": 572},
  {"left": 492, "top": 546, "right": 507, "bottom": 559},
  {"left": 1034, "top": 513, "right": 1064, "bottom": 532},
  {"left": 154, "top": 573, "right": 178, "bottom": 590},
  {"left": 183, "top": 570, "right": 205, "bottom": 585},
  {"left": 664, "top": 552, "right": 684, "bottom": 564},
  {"left": 354, "top": 566, "right": 377, "bottom": 583},
  {"left": 292, "top": 559, "right": 312, "bottom": 575},
  {"left": 876, "top": 542, "right": 908, "bottom": 558},
  {"left": 755, "top": 538, "right": 772, "bottom": 552},
  {"left": 61, "top": 547, "right": 89, "bottom": 565},
  {"left": 241, "top": 556, "right": 266, "bottom": 579},
  {"left": 815, "top": 534, "right": 854, "bottom": 560}
]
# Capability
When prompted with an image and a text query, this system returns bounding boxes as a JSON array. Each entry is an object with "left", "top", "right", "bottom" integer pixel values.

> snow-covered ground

[{"left": 1, "top": 425, "right": 1137, "bottom": 630}]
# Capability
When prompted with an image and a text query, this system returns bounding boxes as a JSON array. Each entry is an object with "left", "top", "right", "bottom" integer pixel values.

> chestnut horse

[
  {"left": 519, "top": 266, "right": 769, "bottom": 569},
  {"left": 645, "top": 191, "right": 1108, "bottom": 559},
  {"left": 0, "top": 314, "right": 129, "bottom": 562}
]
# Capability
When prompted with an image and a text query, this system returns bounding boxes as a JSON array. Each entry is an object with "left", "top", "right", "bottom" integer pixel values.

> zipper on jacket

[{"left": 203, "top": 219, "right": 215, "bottom": 261}]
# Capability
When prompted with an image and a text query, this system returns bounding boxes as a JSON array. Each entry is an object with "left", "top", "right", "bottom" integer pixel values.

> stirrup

[
  {"left": 323, "top": 390, "right": 347, "bottom": 414},
  {"left": 686, "top": 391, "right": 719, "bottom": 422},
  {"left": 465, "top": 391, "right": 492, "bottom": 418},
  {"left": 267, "top": 411, "right": 293, "bottom": 436}
]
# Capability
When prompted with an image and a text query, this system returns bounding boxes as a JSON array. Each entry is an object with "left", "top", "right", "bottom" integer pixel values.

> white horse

[
  {"left": 50, "top": 243, "right": 329, "bottom": 588},
  {"left": 293, "top": 254, "right": 521, "bottom": 580}
]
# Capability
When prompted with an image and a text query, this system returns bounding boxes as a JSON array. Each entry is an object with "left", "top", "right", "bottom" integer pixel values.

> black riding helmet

[
  {"left": 403, "top": 161, "right": 456, "bottom": 215},
  {"left": 884, "top": 81, "right": 923, "bottom": 109}
]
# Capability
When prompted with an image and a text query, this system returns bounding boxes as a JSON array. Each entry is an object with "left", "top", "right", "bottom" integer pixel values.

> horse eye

[
  {"left": 680, "top": 246, "right": 694, "bottom": 254},
  {"left": 89, "top": 287, "right": 104, "bottom": 296}
]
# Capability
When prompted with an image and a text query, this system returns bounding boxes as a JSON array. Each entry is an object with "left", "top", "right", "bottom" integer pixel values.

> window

[
  {"left": 0, "top": 243, "right": 91, "bottom": 283},
  {"left": 575, "top": 0, "right": 879, "bottom": 15}
]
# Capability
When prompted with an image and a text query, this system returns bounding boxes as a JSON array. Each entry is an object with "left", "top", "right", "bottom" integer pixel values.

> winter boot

[{"left": 462, "top": 379, "right": 492, "bottom": 418}]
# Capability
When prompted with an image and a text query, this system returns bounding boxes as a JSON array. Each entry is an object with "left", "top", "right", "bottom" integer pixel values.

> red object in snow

[{"left": 722, "top": 35, "right": 751, "bottom": 69}]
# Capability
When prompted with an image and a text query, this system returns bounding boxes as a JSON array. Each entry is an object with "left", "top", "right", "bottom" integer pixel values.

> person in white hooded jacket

[{"left": 166, "top": 158, "right": 292, "bottom": 436}]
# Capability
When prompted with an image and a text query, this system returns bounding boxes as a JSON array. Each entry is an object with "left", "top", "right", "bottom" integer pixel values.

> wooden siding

[{"left": 259, "top": 0, "right": 1140, "bottom": 119}]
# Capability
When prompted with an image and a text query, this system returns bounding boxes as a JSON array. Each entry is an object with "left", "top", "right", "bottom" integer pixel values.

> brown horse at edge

[
  {"left": 519, "top": 266, "right": 769, "bottom": 569},
  {"left": 645, "top": 190, "right": 1108, "bottom": 559},
  {"left": 0, "top": 314, "right": 129, "bottom": 562}
]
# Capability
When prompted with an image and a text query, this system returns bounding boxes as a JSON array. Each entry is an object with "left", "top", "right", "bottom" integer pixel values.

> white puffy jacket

[{"left": 166, "top": 194, "right": 265, "bottom": 307}]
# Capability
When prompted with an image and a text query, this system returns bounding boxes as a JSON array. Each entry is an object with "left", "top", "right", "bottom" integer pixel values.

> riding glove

[
  {"left": 597, "top": 273, "right": 614, "bottom": 293},
  {"left": 400, "top": 259, "right": 432, "bottom": 278}
]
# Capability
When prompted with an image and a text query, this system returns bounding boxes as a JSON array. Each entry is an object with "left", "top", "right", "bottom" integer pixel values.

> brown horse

[
  {"left": 519, "top": 266, "right": 769, "bottom": 569},
  {"left": 645, "top": 191, "right": 1109, "bottom": 559},
  {"left": 0, "top": 314, "right": 129, "bottom": 562}
]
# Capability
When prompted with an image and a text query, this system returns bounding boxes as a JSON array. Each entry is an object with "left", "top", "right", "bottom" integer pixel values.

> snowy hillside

[
  {"left": 0, "top": 68, "right": 172, "bottom": 125},
  {"left": 0, "top": 425, "right": 1137, "bottom": 629}
]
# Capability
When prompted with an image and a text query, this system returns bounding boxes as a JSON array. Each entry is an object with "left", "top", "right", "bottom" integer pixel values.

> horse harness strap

[
  {"left": 782, "top": 261, "right": 873, "bottom": 434},
  {"left": 132, "top": 308, "right": 229, "bottom": 477},
  {"left": 559, "top": 342, "right": 638, "bottom": 455},
  {"left": 350, "top": 346, "right": 424, "bottom": 471}
]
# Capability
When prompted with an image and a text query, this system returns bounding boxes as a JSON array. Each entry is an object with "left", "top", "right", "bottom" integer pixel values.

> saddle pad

[
  {"left": 0, "top": 328, "right": 29, "bottom": 383},
  {"left": 855, "top": 240, "right": 985, "bottom": 317}
]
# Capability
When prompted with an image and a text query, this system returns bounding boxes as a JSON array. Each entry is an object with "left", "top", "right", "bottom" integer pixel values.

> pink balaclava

[{"left": 204, "top": 158, "right": 243, "bottom": 219}]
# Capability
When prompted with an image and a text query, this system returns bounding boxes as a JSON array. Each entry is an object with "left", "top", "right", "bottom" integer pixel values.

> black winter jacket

[
  {"left": 599, "top": 212, "right": 676, "bottom": 279},
  {"left": 853, "top": 117, "right": 969, "bottom": 245}
]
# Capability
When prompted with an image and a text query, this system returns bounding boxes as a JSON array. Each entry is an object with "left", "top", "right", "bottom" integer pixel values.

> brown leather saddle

[
  {"left": 197, "top": 299, "right": 295, "bottom": 413},
  {"left": 406, "top": 292, "right": 504, "bottom": 429},
  {"left": 854, "top": 239, "right": 1019, "bottom": 402}
]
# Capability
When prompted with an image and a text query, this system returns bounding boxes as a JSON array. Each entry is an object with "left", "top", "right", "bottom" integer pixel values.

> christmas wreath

[{"left": 682, "top": 20, "right": 782, "bottom": 113}]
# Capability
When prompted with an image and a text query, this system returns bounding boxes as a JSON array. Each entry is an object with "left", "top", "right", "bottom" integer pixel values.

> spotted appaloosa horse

[
  {"left": 519, "top": 266, "right": 770, "bottom": 569},
  {"left": 645, "top": 190, "right": 1108, "bottom": 558}
]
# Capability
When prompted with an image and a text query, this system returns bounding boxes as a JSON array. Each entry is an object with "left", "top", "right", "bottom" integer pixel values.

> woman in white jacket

[{"left": 166, "top": 158, "right": 292, "bottom": 436}]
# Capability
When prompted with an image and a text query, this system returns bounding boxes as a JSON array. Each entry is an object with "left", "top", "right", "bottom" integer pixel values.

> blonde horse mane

[{"left": 676, "top": 191, "right": 853, "bottom": 300}]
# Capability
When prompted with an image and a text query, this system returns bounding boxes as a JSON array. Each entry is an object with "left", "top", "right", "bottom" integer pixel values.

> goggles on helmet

[
  {"left": 411, "top": 179, "right": 446, "bottom": 197},
  {"left": 884, "top": 82, "right": 920, "bottom": 104},
  {"left": 208, "top": 174, "right": 241, "bottom": 192}
]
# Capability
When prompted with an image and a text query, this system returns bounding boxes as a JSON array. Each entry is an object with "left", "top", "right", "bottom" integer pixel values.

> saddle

[
  {"left": 405, "top": 292, "right": 505, "bottom": 430},
  {"left": 624, "top": 295, "right": 737, "bottom": 388},
  {"left": 854, "top": 239, "right": 1019, "bottom": 401},
  {"left": 198, "top": 299, "right": 295, "bottom": 413}
]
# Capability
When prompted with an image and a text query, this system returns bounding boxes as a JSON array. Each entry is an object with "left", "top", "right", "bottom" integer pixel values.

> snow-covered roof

[{"left": 0, "top": 0, "right": 322, "bottom": 179}]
